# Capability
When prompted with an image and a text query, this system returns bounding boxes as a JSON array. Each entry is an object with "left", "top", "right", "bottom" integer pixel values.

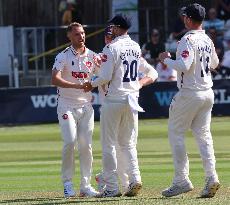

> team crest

[
  {"left": 181, "top": 50, "right": 189, "bottom": 58},
  {"left": 85, "top": 61, "right": 92, "bottom": 69},
  {"left": 62, "top": 114, "right": 68, "bottom": 120},
  {"left": 101, "top": 54, "right": 108, "bottom": 62}
]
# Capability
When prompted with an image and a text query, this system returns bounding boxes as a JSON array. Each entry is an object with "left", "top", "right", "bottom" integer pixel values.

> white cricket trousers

[
  {"left": 57, "top": 103, "right": 94, "bottom": 190},
  {"left": 116, "top": 145, "right": 130, "bottom": 191},
  {"left": 100, "top": 99, "right": 141, "bottom": 191},
  {"left": 168, "top": 88, "right": 218, "bottom": 184}
]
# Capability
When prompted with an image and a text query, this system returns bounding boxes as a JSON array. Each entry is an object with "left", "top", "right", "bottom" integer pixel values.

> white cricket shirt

[
  {"left": 52, "top": 45, "right": 99, "bottom": 106},
  {"left": 91, "top": 35, "right": 142, "bottom": 97},
  {"left": 98, "top": 57, "right": 158, "bottom": 103},
  {"left": 164, "top": 30, "right": 219, "bottom": 90}
]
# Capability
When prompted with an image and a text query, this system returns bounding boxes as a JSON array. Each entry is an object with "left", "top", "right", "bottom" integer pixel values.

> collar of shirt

[
  {"left": 70, "top": 45, "right": 88, "bottom": 57},
  {"left": 113, "top": 34, "right": 130, "bottom": 42},
  {"left": 185, "top": 29, "right": 205, "bottom": 35}
]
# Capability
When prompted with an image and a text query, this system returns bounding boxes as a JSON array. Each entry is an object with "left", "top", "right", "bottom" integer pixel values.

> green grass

[{"left": 0, "top": 117, "right": 229, "bottom": 204}]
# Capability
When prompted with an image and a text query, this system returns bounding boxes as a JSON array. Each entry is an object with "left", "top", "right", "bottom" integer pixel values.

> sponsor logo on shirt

[
  {"left": 72, "top": 71, "right": 89, "bottom": 79},
  {"left": 181, "top": 50, "right": 189, "bottom": 58}
]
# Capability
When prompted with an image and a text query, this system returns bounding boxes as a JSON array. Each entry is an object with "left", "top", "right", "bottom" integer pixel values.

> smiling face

[
  {"left": 67, "top": 25, "right": 85, "bottom": 49},
  {"left": 105, "top": 34, "right": 113, "bottom": 44}
]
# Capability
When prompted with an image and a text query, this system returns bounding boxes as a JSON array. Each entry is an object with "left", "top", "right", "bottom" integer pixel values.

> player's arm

[
  {"left": 210, "top": 41, "right": 219, "bottom": 70},
  {"left": 139, "top": 57, "right": 158, "bottom": 88},
  {"left": 51, "top": 70, "right": 83, "bottom": 89},
  {"left": 139, "top": 77, "right": 153, "bottom": 88},
  {"left": 91, "top": 46, "right": 115, "bottom": 88},
  {"left": 51, "top": 53, "right": 83, "bottom": 89},
  {"left": 160, "top": 38, "right": 194, "bottom": 72}
]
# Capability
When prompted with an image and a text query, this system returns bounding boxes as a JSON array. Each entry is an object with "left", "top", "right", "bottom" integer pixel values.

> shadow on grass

[{"left": 0, "top": 195, "right": 173, "bottom": 205}]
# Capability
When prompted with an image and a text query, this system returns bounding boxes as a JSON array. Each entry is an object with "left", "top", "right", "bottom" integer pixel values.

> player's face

[
  {"left": 111, "top": 25, "right": 119, "bottom": 37},
  {"left": 68, "top": 26, "right": 85, "bottom": 49},
  {"left": 104, "top": 35, "right": 113, "bottom": 45}
]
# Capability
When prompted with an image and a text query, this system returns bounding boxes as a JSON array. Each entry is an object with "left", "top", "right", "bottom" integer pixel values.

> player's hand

[
  {"left": 83, "top": 82, "right": 93, "bottom": 92},
  {"left": 74, "top": 83, "right": 84, "bottom": 89},
  {"left": 159, "top": 52, "right": 171, "bottom": 62}
]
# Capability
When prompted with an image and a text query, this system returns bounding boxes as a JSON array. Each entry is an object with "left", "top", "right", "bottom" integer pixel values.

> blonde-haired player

[{"left": 51, "top": 22, "right": 99, "bottom": 198}]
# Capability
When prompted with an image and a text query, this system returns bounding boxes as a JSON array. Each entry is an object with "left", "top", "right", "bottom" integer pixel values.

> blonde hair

[{"left": 67, "top": 22, "right": 83, "bottom": 32}]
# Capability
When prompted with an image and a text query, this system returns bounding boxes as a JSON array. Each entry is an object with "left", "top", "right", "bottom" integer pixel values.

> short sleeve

[
  {"left": 176, "top": 37, "right": 194, "bottom": 70},
  {"left": 52, "top": 52, "right": 66, "bottom": 71},
  {"left": 99, "top": 45, "right": 115, "bottom": 80},
  {"left": 91, "top": 45, "right": 115, "bottom": 87}
]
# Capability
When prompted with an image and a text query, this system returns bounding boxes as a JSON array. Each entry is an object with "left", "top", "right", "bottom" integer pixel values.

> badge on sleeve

[
  {"left": 62, "top": 114, "right": 68, "bottom": 120},
  {"left": 181, "top": 50, "right": 189, "bottom": 58},
  {"left": 101, "top": 54, "right": 108, "bottom": 62}
]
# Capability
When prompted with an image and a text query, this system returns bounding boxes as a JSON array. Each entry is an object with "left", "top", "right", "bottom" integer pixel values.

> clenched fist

[{"left": 83, "top": 82, "right": 93, "bottom": 92}]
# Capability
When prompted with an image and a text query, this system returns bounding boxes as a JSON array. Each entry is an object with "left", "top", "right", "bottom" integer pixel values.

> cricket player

[
  {"left": 95, "top": 25, "right": 158, "bottom": 194},
  {"left": 95, "top": 25, "right": 130, "bottom": 194},
  {"left": 159, "top": 3, "right": 220, "bottom": 198},
  {"left": 84, "top": 14, "right": 157, "bottom": 197},
  {"left": 51, "top": 22, "right": 99, "bottom": 198}
]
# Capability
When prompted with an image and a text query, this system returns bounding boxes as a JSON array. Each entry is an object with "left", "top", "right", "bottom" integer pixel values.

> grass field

[{"left": 0, "top": 117, "right": 229, "bottom": 205}]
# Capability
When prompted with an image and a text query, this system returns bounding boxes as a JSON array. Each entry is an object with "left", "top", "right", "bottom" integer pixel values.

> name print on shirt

[{"left": 120, "top": 49, "right": 141, "bottom": 60}]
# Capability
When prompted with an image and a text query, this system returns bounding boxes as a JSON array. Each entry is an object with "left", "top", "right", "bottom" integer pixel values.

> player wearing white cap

[
  {"left": 51, "top": 22, "right": 99, "bottom": 198},
  {"left": 159, "top": 3, "right": 220, "bottom": 198},
  {"left": 84, "top": 14, "right": 157, "bottom": 197}
]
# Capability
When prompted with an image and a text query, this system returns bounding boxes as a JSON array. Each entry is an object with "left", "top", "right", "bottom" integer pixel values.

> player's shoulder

[
  {"left": 108, "top": 38, "right": 120, "bottom": 48},
  {"left": 63, "top": 46, "right": 71, "bottom": 53},
  {"left": 131, "top": 39, "right": 140, "bottom": 47},
  {"left": 184, "top": 30, "right": 210, "bottom": 44},
  {"left": 55, "top": 47, "right": 70, "bottom": 60},
  {"left": 103, "top": 40, "right": 118, "bottom": 54},
  {"left": 182, "top": 32, "right": 195, "bottom": 43},
  {"left": 58, "top": 46, "right": 71, "bottom": 56},
  {"left": 85, "top": 47, "right": 98, "bottom": 57}
]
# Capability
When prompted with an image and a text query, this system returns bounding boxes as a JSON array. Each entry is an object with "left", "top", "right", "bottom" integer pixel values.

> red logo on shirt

[
  {"left": 62, "top": 114, "right": 68, "bottom": 120},
  {"left": 101, "top": 54, "right": 108, "bottom": 62},
  {"left": 79, "top": 73, "right": 83, "bottom": 78},
  {"left": 85, "top": 61, "right": 92, "bottom": 69},
  {"left": 181, "top": 50, "right": 189, "bottom": 58},
  {"left": 72, "top": 71, "right": 89, "bottom": 79}
]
